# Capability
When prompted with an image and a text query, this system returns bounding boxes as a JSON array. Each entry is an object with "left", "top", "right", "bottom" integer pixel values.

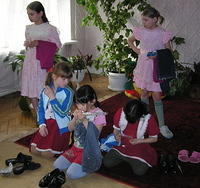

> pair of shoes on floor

[
  {"left": 0, "top": 152, "right": 41, "bottom": 175},
  {"left": 178, "top": 150, "right": 200, "bottom": 163},
  {"left": 159, "top": 153, "right": 183, "bottom": 176},
  {"left": 39, "top": 168, "right": 66, "bottom": 188},
  {"left": 160, "top": 125, "right": 174, "bottom": 139}
]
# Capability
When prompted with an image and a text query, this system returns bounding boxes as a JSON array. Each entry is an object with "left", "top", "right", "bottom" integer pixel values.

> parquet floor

[{"left": 0, "top": 74, "right": 117, "bottom": 141}]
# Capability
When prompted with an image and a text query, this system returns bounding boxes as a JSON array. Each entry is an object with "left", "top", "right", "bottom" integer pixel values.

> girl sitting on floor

[
  {"left": 39, "top": 85, "right": 106, "bottom": 187},
  {"left": 103, "top": 99, "right": 159, "bottom": 176},
  {"left": 30, "top": 62, "right": 74, "bottom": 158}
]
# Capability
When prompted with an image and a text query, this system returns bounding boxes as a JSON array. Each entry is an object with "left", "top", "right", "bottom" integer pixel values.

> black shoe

[
  {"left": 13, "top": 161, "right": 41, "bottom": 175},
  {"left": 167, "top": 154, "right": 183, "bottom": 176},
  {"left": 39, "top": 168, "right": 60, "bottom": 187},
  {"left": 5, "top": 152, "right": 32, "bottom": 166},
  {"left": 48, "top": 171, "right": 66, "bottom": 188},
  {"left": 159, "top": 153, "right": 168, "bottom": 175}
]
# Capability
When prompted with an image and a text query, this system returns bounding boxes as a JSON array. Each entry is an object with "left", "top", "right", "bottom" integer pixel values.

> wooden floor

[
  {"left": 0, "top": 74, "right": 133, "bottom": 188},
  {"left": 0, "top": 74, "right": 118, "bottom": 141}
]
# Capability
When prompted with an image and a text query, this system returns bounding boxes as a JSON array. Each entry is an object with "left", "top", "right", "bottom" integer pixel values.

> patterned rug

[{"left": 15, "top": 93, "right": 200, "bottom": 188}]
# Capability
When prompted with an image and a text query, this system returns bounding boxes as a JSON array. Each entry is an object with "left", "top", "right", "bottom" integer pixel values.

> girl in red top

[{"left": 103, "top": 99, "right": 159, "bottom": 176}]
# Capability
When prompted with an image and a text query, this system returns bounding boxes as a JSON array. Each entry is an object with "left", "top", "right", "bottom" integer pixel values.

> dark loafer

[
  {"left": 13, "top": 161, "right": 41, "bottom": 175},
  {"left": 5, "top": 152, "right": 32, "bottom": 166},
  {"left": 159, "top": 153, "right": 168, "bottom": 175},
  {"left": 167, "top": 154, "right": 183, "bottom": 176},
  {"left": 48, "top": 171, "right": 66, "bottom": 188},
  {"left": 39, "top": 168, "right": 60, "bottom": 187}
]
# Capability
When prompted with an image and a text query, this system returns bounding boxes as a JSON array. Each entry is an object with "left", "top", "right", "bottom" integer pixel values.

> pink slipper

[
  {"left": 189, "top": 151, "right": 200, "bottom": 163},
  {"left": 178, "top": 149, "right": 190, "bottom": 162}
]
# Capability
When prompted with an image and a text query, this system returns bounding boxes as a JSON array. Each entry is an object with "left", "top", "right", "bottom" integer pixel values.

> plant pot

[
  {"left": 108, "top": 72, "right": 128, "bottom": 91},
  {"left": 72, "top": 69, "right": 86, "bottom": 83}
]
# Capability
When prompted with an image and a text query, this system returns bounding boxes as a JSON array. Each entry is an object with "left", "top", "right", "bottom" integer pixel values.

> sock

[
  {"left": 154, "top": 100, "right": 165, "bottom": 128},
  {"left": 141, "top": 97, "right": 149, "bottom": 105}
]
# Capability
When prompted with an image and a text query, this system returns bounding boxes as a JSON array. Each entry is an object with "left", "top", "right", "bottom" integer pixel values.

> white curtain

[{"left": 0, "top": 0, "right": 71, "bottom": 53}]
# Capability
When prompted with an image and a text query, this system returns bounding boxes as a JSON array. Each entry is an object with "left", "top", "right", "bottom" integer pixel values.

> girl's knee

[
  {"left": 66, "top": 169, "right": 86, "bottom": 179},
  {"left": 53, "top": 156, "right": 70, "bottom": 170},
  {"left": 53, "top": 158, "right": 62, "bottom": 169},
  {"left": 66, "top": 164, "right": 87, "bottom": 179},
  {"left": 103, "top": 158, "right": 115, "bottom": 168},
  {"left": 141, "top": 90, "right": 149, "bottom": 98}
]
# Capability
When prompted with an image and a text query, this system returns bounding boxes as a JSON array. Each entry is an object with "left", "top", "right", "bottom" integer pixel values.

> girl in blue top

[{"left": 30, "top": 62, "right": 74, "bottom": 158}]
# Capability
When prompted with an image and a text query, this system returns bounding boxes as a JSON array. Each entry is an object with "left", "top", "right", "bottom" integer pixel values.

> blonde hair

[{"left": 45, "top": 63, "right": 72, "bottom": 86}]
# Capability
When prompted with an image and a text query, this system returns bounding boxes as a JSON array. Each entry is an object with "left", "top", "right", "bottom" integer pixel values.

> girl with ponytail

[
  {"left": 128, "top": 7, "right": 174, "bottom": 139},
  {"left": 30, "top": 62, "right": 74, "bottom": 158}
]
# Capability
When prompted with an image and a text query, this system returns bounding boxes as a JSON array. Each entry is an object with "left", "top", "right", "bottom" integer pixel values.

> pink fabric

[
  {"left": 36, "top": 40, "right": 57, "bottom": 70},
  {"left": 21, "top": 23, "right": 61, "bottom": 98},
  {"left": 132, "top": 27, "right": 173, "bottom": 92},
  {"left": 91, "top": 107, "right": 107, "bottom": 126}
]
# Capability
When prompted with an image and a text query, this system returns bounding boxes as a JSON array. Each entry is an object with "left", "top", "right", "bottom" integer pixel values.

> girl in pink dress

[
  {"left": 21, "top": 1, "right": 61, "bottom": 112},
  {"left": 103, "top": 99, "right": 160, "bottom": 176},
  {"left": 128, "top": 7, "right": 173, "bottom": 139}
]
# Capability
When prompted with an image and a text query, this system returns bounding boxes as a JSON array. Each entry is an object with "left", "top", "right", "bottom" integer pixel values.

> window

[{"left": 0, "top": 0, "right": 72, "bottom": 52}]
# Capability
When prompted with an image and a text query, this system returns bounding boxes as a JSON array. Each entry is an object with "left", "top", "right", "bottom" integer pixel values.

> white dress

[{"left": 21, "top": 23, "right": 61, "bottom": 98}]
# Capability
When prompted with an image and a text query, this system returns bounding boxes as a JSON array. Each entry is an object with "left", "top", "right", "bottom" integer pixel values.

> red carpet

[{"left": 15, "top": 93, "right": 200, "bottom": 188}]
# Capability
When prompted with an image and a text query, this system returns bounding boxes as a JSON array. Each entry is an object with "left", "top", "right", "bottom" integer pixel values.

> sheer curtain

[{"left": 0, "top": 0, "right": 71, "bottom": 53}]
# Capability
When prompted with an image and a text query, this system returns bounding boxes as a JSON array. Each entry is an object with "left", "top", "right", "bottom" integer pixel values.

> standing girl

[
  {"left": 103, "top": 99, "right": 160, "bottom": 176},
  {"left": 39, "top": 85, "right": 106, "bottom": 187},
  {"left": 30, "top": 62, "right": 74, "bottom": 158},
  {"left": 128, "top": 7, "right": 173, "bottom": 139},
  {"left": 21, "top": 1, "right": 62, "bottom": 112}
]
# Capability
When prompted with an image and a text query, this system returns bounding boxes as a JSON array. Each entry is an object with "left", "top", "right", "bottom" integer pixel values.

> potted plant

[
  {"left": 4, "top": 50, "right": 95, "bottom": 82},
  {"left": 76, "top": 0, "right": 148, "bottom": 91}
]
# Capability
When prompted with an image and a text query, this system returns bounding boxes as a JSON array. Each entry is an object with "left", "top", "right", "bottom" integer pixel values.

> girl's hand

[
  {"left": 75, "top": 110, "right": 86, "bottom": 121},
  {"left": 129, "top": 138, "right": 142, "bottom": 145},
  {"left": 24, "top": 40, "right": 30, "bottom": 47},
  {"left": 29, "top": 40, "right": 38, "bottom": 48},
  {"left": 148, "top": 55, "right": 157, "bottom": 60},
  {"left": 39, "top": 126, "right": 48, "bottom": 137},
  {"left": 73, "top": 109, "right": 88, "bottom": 128},
  {"left": 115, "top": 133, "right": 121, "bottom": 143},
  {"left": 44, "top": 86, "right": 55, "bottom": 99}
]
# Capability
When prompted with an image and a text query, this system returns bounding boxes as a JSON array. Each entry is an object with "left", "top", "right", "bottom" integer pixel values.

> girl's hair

[
  {"left": 75, "top": 85, "right": 99, "bottom": 107},
  {"left": 142, "top": 7, "right": 164, "bottom": 24},
  {"left": 27, "top": 1, "right": 49, "bottom": 23},
  {"left": 45, "top": 62, "right": 72, "bottom": 86},
  {"left": 123, "top": 99, "right": 148, "bottom": 123}
]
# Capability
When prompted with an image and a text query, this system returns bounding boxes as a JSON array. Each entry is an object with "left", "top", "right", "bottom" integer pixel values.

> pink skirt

[
  {"left": 21, "top": 48, "right": 47, "bottom": 98},
  {"left": 30, "top": 119, "right": 71, "bottom": 154}
]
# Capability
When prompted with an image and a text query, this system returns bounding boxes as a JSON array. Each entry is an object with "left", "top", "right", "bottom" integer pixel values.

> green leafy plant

[
  {"left": 4, "top": 50, "right": 95, "bottom": 81},
  {"left": 64, "top": 50, "right": 96, "bottom": 81},
  {"left": 169, "top": 36, "right": 193, "bottom": 96},
  {"left": 3, "top": 52, "right": 25, "bottom": 74},
  {"left": 76, "top": 0, "right": 149, "bottom": 74}
]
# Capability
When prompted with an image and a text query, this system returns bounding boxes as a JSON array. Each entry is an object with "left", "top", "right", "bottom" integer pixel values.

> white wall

[{"left": 77, "top": 0, "right": 200, "bottom": 66}]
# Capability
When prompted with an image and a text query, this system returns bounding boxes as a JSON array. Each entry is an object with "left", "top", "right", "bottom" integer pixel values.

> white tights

[{"left": 53, "top": 155, "right": 88, "bottom": 179}]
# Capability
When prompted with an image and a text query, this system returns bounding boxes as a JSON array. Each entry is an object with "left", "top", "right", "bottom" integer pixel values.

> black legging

[{"left": 103, "top": 149, "right": 149, "bottom": 176}]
